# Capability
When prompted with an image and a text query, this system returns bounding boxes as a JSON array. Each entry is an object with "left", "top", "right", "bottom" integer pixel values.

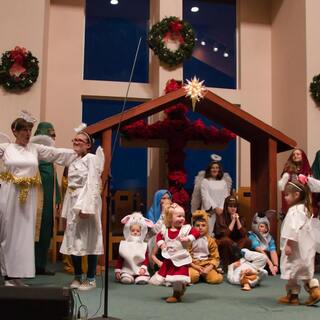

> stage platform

[{"left": 1, "top": 265, "right": 319, "bottom": 320}]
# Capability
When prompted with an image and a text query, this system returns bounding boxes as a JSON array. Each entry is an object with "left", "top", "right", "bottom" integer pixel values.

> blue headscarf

[{"left": 146, "top": 189, "right": 172, "bottom": 223}]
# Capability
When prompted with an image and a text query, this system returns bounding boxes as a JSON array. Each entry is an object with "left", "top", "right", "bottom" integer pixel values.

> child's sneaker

[
  {"left": 70, "top": 279, "right": 82, "bottom": 289},
  {"left": 78, "top": 279, "right": 96, "bottom": 291},
  {"left": 4, "top": 279, "right": 28, "bottom": 287},
  {"left": 4, "top": 280, "right": 17, "bottom": 287}
]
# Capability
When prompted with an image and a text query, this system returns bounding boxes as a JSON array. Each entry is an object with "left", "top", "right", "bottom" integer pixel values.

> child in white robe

[
  {"left": 278, "top": 180, "right": 320, "bottom": 306},
  {"left": 227, "top": 248, "right": 268, "bottom": 291},
  {"left": 115, "top": 212, "right": 153, "bottom": 284}
]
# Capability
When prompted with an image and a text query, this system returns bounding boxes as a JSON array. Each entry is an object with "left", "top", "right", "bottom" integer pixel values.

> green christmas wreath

[
  {"left": 148, "top": 16, "right": 195, "bottom": 67},
  {"left": 0, "top": 46, "right": 39, "bottom": 91},
  {"left": 310, "top": 74, "right": 320, "bottom": 104}
]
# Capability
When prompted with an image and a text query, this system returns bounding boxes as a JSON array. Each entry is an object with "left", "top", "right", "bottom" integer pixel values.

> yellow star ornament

[{"left": 183, "top": 76, "right": 207, "bottom": 111}]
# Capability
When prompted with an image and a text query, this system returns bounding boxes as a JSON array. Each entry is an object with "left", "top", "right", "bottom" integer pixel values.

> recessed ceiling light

[
  {"left": 223, "top": 52, "right": 229, "bottom": 58},
  {"left": 110, "top": 0, "right": 119, "bottom": 5},
  {"left": 213, "top": 47, "right": 219, "bottom": 52},
  {"left": 201, "top": 41, "right": 206, "bottom": 46},
  {"left": 191, "top": 7, "right": 199, "bottom": 13}
]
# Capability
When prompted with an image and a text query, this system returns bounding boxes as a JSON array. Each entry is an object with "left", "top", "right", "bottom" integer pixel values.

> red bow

[{"left": 163, "top": 20, "right": 185, "bottom": 45}]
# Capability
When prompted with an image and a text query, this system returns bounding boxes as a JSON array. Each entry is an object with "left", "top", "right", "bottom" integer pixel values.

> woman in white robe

[
  {"left": 59, "top": 130, "right": 104, "bottom": 291},
  {"left": 200, "top": 160, "right": 229, "bottom": 236},
  {"left": 0, "top": 117, "right": 76, "bottom": 286}
]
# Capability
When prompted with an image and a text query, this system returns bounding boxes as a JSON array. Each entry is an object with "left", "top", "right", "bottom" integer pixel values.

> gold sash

[{"left": 0, "top": 171, "right": 41, "bottom": 204}]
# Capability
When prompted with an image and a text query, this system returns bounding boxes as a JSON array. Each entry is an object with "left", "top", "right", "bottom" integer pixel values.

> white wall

[{"left": 0, "top": 0, "right": 49, "bottom": 139}]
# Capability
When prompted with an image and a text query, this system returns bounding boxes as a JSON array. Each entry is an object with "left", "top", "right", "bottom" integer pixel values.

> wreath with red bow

[
  {"left": 148, "top": 16, "right": 195, "bottom": 67},
  {"left": 0, "top": 46, "right": 39, "bottom": 91},
  {"left": 310, "top": 74, "right": 320, "bottom": 104}
]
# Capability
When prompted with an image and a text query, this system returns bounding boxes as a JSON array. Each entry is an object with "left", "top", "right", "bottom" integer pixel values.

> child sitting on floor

[
  {"left": 248, "top": 210, "right": 278, "bottom": 275},
  {"left": 189, "top": 210, "right": 223, "bottom": 284},
  {"left": 227, "top": 248, "right": 268, "bottom": 291},
  {"left": 115, "top": 212, "right": 154, "bottom": 284}
]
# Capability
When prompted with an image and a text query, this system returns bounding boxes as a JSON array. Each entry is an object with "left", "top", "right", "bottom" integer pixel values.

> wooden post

[
  {"left": 267, "top": 138, "right": 278, "bottom": 240},
  {"left": 250, "top": 138, "right": 278, "bottom": 241}
]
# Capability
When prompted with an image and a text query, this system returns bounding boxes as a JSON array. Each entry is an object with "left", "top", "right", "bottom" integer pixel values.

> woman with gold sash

[{"left": 0, "top": 111, "right": 76, "bottom": 286}]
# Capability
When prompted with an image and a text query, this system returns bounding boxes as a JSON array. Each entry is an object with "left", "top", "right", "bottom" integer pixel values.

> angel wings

[{"left": 190, "top": 170, "right": 232, "bottom": 213}]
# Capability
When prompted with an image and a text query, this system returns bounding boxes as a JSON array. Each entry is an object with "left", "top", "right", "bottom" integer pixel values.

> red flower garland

[{"left": 121, "top": 79, "right": 236, "bottom": 213}]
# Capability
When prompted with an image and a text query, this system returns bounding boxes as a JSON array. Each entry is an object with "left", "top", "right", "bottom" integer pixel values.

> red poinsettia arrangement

[{"left": 121, "top": 79, "right": 236, "bottom": 213}]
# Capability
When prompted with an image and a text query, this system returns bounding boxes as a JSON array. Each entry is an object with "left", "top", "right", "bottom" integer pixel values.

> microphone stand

[{"left": 92, "top": 37, "right": 142, "bottom": 320}]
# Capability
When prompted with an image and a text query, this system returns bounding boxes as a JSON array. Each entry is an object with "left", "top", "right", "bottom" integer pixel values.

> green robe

[
  {"left": 312, "top": 150, "right": 320, "bottom": 179},
  {"left": 35, "top": 160, "right": 61, "bottom": 270}
]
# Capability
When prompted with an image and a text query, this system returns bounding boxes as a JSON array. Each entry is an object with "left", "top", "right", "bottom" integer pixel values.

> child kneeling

[
  {"left": 189, "top": 211, "right": 223, "bottom": 284},
  {"left": 115, "top": 212, "right": 153, "bottom": 284},
  {"left": 227, "top": 248, "right": 268, "bottom": 291}
]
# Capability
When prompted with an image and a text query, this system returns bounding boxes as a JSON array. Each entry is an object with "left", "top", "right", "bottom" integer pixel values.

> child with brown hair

[
  {"left": 149, "top": 203, "right": 200, "bottom": 303},
  {"left": 227, "top": 247, "right": 268, "bottom": 291},
  {"left": 189, "top": 210, "right": 223, "bottom": 284},
  {"left": 278, "top": 181, "right": 320, "bottom": 306},
  {"left": 248, "top": 210, "right": 278, "bottom": 275}
]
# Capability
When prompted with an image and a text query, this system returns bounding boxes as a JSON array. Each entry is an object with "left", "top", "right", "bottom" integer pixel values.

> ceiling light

[
  {"left": 110, "top": 0, "right": 119, "bottom": 5},
  {"left": 201, "top": 41, "right": 206, "bottom": 46},
  {"left": 223, "top": 52, "right": 229, "bottom": 58},
  {"left": 213, "top": 46, "right": 219, "bottom": 52},
  {"left": 191, "top": 7, "right": 199, "bottom": 13}
]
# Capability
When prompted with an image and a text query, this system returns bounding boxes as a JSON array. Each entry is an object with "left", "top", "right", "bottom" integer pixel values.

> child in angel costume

[
  {"left": 0, "top": 111, "right": 76, "bottom": 286},
  {"left": 189, "top": 210, "right": 223, "bottom": 284},
  {"left": 149, "top": 203, "right": 200, "bottom": 303},
  {"left": 115, "top": 212, "right": 154, "bottom": 284},
  {"left": 227, "top": 247, "right": 268, "bottom": 291},
  {"left": 191, "top": 154, "right": 232, "bottom": 236},
  {"left": 248, "top": 210, "right": 278, "bottom": 275},
  {"left": 59, "top": 124, "right": 105, "bottom": 291},
  {"left": 277, "top": 180, "right": 320, "bottom": 306}
]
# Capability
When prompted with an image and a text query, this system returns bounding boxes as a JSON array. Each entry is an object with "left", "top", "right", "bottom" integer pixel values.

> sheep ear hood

[{"left": 121, "top": 212, "right": 154, "bottom": 241}]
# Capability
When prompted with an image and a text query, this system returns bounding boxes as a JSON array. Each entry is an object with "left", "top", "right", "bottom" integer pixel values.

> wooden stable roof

[{"left": 86, "top": 87, "right": 296, "bottom": 153}]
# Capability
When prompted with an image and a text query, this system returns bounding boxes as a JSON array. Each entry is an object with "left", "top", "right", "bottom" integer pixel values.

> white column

[{"left": 147, "top": 0, "right": 183, "bottom": 206}]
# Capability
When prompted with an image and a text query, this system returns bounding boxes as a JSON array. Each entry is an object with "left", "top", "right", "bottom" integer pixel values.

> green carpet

[{"left": 18, "top": 267, "right": 319, "bottom": 320}]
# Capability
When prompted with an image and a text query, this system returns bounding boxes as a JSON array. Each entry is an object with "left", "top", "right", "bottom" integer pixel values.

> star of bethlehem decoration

[{"left": 183, "top": 76, "right": 207, "bottom": 111}]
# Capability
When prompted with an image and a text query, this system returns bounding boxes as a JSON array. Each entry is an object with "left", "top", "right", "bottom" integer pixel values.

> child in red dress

[{"left": 149, "top": 203, "right": 200, "bottom": 303}]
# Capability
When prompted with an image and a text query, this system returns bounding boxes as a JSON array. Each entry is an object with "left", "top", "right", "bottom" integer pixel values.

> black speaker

[{"left": 0, "top": 286, "right": 74, "bottom": 320}]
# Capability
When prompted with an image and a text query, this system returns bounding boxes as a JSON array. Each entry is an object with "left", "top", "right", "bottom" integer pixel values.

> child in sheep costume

[{"left": 115, "top": 212, "right": 154, "bottom": 284}]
